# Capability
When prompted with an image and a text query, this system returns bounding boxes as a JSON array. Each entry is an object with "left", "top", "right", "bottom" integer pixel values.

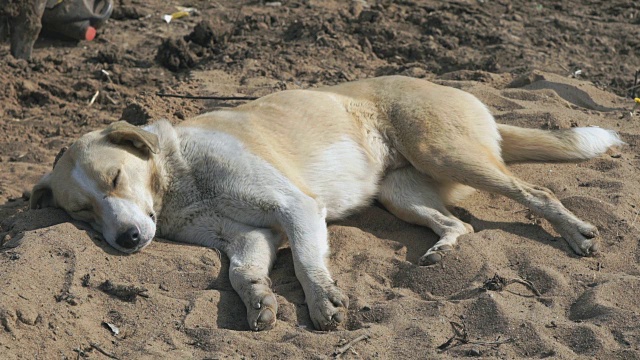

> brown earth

[{"left": 1, "top": 0, "right": 640, "bottom": 359}]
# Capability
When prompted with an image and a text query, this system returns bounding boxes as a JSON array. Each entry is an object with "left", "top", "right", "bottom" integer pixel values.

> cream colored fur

[{"left": 29, "top": 76, "right": 623, "bottom": 331}]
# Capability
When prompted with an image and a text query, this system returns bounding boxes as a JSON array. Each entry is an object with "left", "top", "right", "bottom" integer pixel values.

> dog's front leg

[
  {"left": 222, "top": 222, "right": 283, "bottom": 331},
  {"left": 276, "top": 196, "right": 349, "bottom": 331}
]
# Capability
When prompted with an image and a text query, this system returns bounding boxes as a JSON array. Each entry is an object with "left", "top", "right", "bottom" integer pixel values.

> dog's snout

[{"left": 115, "top": 226, "right": 141, "bottom": 249}]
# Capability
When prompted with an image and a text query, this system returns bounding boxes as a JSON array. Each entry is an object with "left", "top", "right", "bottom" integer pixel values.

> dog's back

[{"left": 178, "top": 75, "right": 622, "bottom": 220}]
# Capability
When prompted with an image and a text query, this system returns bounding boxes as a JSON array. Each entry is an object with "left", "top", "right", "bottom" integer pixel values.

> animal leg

[
  {"left": 407, "top": 147, "right": 598, "bottom": 256},
  {"left": 223, "top": 223, "right": 283, "bottom": 331},
  {"left": 378, "top": 167, "right": 473, "bottom": 265},
  {"left": 493, "top": 179, "right": 599, "bottom": 255},
  {"left": 275, "top": 195, "right": 349, "bottom": 331}
]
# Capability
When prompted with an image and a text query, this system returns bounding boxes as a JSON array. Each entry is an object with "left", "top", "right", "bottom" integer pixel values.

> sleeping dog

[{"left": 30, "top": 76, "right": 623, "bottom": 331}]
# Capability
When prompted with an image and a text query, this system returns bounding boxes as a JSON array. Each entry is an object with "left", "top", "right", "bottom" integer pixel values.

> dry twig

[
  {"left": 482, "top": 273, "right": 541, "bottom": 297},
  {"left": 88, "top": 91, "right": 100, "bottom": 106},
  {"left": 438, "top": 321, "right": 513, "bottom": 352},
  {"left": 334, "top": 334, "right": 370, "bottom": 358},
  {"left": 90, "top": 343, "right": 120, "bottom": 359},
  {"left": 156, "top": 92, "right": 258, "bottom": 101}
]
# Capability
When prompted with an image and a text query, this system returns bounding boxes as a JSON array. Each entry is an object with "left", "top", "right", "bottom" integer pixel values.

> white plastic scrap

[{"left": 102, "top": 321, "right": 120, "bottom": 336}]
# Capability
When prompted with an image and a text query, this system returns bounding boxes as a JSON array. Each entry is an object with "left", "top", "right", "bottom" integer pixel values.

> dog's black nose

[{"left": 115, "top": 227, "right": 140, "bottom": 249}]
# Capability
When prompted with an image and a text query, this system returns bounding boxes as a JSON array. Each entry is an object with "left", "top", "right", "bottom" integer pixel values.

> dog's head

[{"left": 30, "top": 121, "right": 163, "bottom": 253}]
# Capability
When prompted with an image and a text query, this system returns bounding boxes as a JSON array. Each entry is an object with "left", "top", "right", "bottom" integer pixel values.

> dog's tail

[{"left": 498, "top": 124, "right": 625, "bottom": 163}]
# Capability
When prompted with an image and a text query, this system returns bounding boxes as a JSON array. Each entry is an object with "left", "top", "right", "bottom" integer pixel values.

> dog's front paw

[
  {"left": 307, "top": 283, "right": 349, "bottom": 331},
  {"left": 246, "top": 287, "right": 278, "bottom": 331}
]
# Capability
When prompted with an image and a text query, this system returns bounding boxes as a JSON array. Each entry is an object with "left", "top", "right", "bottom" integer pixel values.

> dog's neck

[
  {"left": 143, "top": 120, "right": 184, "bottom": 216},
  {"left": 143, "top": 119, "right": 207, "bottom": 238}
]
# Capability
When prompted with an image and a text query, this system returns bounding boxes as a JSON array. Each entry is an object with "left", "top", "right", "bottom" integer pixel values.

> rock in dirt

[
  {"left": 96, "top": 46, "right": 123, "bottom": 65},
  {"left": 16, "top": 308, "right": 40, "bottom": 326},
  {"left": 468, "top": 348, "right": 482, "bottom": 357},
  {"left": 121, "top": 101, "right": 152, "bottom": 125},
  {"left": 156, "top": 38, "right": 196, "bottom": 72},
  {"left": 185, "top": 20, "right": 218, "bottom": 48},
  {"left": 111, "top": 5, "right": 149, "bottom": 20},
  {"left": 98, "top": 280, "right": 147, "bottom": 302}
]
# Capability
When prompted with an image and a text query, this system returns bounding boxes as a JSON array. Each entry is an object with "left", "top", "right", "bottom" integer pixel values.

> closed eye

[{"left": 112, "top": 169, "right": 121, "bottom": 189}]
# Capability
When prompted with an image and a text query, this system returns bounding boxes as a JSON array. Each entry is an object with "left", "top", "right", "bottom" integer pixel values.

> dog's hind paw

[
  {"left": 307, "top": 283, "right": 349, "bottom": 331},
  {"left": 246, "top": 290, "right": 278, "bottom": 331},
  {"left": 555, "top": 221, "right": 600, "bottom": 256},
  {"left": 419, "top": 244, "right": 453, "bottom": 266}
]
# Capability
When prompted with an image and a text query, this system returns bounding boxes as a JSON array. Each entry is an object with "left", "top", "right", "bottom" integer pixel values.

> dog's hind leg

[
  {"left": 223, "top": 223, "right": 283, "bottom": 331},
  {"left": 405, "top": 144, "right": 599, "bottom": 257},
  {"left": 378, "top": 167, "right": 474, "bottom": 265},
  {"left": 478, "top": 172, "right": 599, "bottom": 256}
]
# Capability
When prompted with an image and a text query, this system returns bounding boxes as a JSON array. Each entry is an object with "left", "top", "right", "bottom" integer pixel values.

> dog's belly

[
  {"left": 303, "top": 137, "right": 379, "bottom": 220},
  {"left": 304, "top": 131, "right": 406, "bottom": 220}
]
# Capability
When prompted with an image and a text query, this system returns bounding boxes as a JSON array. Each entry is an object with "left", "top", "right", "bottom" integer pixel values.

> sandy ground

[{"left": 1, "top": 1, "right": 640, "bottom": 359}]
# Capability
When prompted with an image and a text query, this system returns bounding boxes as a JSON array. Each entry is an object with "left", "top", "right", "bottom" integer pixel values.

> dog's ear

[
  {"left": 53, "top": 146, "right": 68, "bottom": 169},
  {"left": 30, "top": 174, "right": 56, "bottom": 209},
  {"left": 105, "top": 121, "right": 160, "bottom": 155}
]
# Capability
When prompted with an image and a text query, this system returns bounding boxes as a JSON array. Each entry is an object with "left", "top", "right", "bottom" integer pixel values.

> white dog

[{"left": 30, "top": 76, "right": 623, "bottom": 331}]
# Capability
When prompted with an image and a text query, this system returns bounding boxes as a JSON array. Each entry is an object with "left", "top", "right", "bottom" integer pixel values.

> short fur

[{"left": 30, "top": 76, "right": 624, "bottom": 331}]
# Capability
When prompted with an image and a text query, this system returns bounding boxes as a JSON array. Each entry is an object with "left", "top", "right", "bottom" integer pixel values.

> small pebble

[{"left": 468, "top": 348, "right": 482, "bottom": 357}]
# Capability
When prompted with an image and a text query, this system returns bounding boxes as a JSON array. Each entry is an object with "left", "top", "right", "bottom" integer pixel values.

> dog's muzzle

[{"left": 116, "top": 226, "right": 141, "bottom": 249}]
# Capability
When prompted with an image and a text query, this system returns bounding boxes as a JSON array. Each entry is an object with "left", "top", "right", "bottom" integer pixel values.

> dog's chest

[{"left": 156, "top": 129, "right": 291, "bottom": 242}]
